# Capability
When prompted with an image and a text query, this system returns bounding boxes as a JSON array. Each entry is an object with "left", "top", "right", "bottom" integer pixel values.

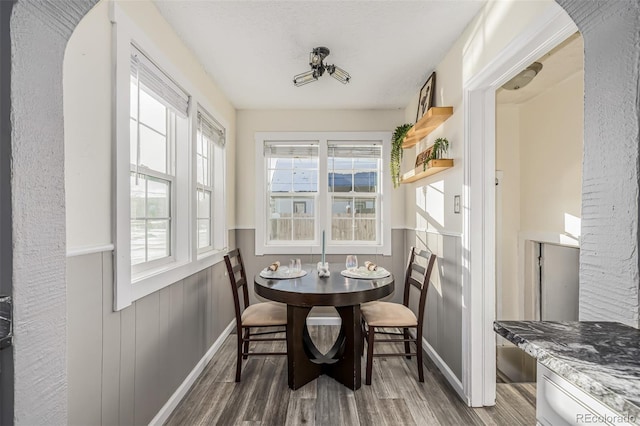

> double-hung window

[
  {"left": 328, "top": 144, "right": 381, "bottom": 243},
  {"left": 114, "top": 7, "right": 228, "bottom": 311},
  {"left": 196, "top": 109, "right": 225, "bottom": 253},
  {"left": 129, "top": 45, "right": 189, "bottom": 272},
  {"left": 265, "top": 143, "right": 319, "bottom": 243},
  {"left": 255, "top": 132, "right": 391, "bottom": 255}
]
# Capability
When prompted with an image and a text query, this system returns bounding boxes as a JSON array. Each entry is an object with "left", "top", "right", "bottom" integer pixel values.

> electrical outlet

[{"left": 454, "top": 195, "right": 460, "bottom": 214}]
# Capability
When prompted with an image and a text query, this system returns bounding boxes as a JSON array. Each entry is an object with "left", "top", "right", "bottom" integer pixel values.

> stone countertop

[{"left": 494, "top": 321, "right": 640, "bottom": 423}]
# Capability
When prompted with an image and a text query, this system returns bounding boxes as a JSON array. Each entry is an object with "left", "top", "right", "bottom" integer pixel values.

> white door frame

[{"left": 461, "top": 4, "right": 578, "bottom": 406}]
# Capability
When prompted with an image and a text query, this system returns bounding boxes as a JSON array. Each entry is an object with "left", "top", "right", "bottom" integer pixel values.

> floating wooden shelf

[
  {"left": 402, "top": 106, "right": 454, "bottom": 148},
  {"left": 401, "top": 159, "right": 454, "bottom": 184}
]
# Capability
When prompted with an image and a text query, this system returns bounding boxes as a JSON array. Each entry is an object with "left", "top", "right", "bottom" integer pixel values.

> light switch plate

[{"left": 454, "top": 195, "right": 460, "bottom": 214}]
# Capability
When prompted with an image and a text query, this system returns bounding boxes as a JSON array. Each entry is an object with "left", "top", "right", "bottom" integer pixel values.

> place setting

[
  {"left": 259, "top": 258, "right": 307, "bottom": 279},
  {"left": 340, "top": 255, "right": 391, "bottom": 279}
]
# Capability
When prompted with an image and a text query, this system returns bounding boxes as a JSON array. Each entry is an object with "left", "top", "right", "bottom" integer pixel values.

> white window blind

[
  {"left": 328, "top": 144, "right": 382, "bottom": 159},
  {"left": 198, "top": 110, "right": 225, "bottom": 146},
  {"left": 130, "top": 45, "right": 190, "bottom": 117},
  {"left": 264, "top": 143, "right": 318, "bottom": 158}
]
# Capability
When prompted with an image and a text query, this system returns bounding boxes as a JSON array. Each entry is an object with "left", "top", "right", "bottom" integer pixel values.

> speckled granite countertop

[{"left": 494, "top": 321, "right": 640, "bottom": 422}]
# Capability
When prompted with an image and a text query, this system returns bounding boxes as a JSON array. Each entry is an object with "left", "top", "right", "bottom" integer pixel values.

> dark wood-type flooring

[{"left": 166, "top": 326, "right": 536, "bottom": 425}]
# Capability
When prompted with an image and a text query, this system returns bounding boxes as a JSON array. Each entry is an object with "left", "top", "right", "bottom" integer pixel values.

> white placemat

[
  {"left": 340, "top": 267, "right": 390, "bottom": 279},
  {"left": 259, "top": 268, "right": 308, "bottom": 279}
]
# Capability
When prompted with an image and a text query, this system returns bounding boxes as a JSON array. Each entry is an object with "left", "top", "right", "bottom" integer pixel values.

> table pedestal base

[{"left": 286, "top": 305, "right": 362, "bottom": 390}]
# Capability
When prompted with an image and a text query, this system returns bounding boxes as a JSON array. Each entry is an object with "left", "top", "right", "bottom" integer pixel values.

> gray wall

[
  {"left": 556, "top": 0, "right": 640, "bottom": 327},
  {"left": 67, "top": 248, "right": 235, "bottom": 425},
  {"left": 406, "top": 229, "right": 463, "bottom": 380},
  {"left": 0, "top": 1, "right": 13, "bottom": 424}
]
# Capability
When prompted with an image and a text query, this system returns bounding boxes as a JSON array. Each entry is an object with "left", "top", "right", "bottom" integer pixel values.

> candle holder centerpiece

[{"left": 317, "top": 230, "right": 330, "bottom": 277}]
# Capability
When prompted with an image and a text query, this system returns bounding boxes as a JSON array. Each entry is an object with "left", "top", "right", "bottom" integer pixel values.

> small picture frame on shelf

[
  {"left": 415, "top": 147, "right": 433, "bottom": 168},
  {"left": 416, "top": 72, "right": 436, "bottom": 123}
]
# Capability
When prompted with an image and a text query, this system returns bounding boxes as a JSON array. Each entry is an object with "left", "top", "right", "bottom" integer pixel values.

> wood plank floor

[{"left": 166, "top": 326, "right": 536, "bottom": 425}]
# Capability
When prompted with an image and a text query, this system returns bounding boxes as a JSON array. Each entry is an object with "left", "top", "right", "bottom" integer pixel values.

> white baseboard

[
  {"left": 422, "top": 335, "right": 467, "bottom": 404},
  {"left": 149, "top": 319, "right": 235, "bottom": 426}
]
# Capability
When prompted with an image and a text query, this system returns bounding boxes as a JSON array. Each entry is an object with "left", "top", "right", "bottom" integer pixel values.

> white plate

[
  {"left": 259, "top": 268, "right": 308, "bottom": 280},
  {"left": 340, "top": 267, "right": 390, "bottom": 279}
]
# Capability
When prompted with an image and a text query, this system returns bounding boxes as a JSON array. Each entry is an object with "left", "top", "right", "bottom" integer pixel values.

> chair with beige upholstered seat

[
  {"left": 224, "top": 249, "right": 287, "bottom": 382},
  {"left": 361, "top": 246, "right": 436, "bottom": 385}
]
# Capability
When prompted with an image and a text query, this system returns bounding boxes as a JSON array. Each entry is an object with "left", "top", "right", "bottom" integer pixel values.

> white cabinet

[{"left": 537, "top": 363, "right": 632, "bottom": 426}]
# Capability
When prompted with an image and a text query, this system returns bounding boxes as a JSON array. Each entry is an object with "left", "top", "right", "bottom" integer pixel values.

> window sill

[
  {"left": 256, "top": 244, "right": 390, "bottom": 256},
  {"left": 129, "top": 249, "right": 226, "bottom": 303}
]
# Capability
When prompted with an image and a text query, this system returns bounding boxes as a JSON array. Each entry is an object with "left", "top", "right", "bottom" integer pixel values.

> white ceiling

[
  {"left": 497, "top": 32, "right": 583, "bottom": 105},
  {"left": 153, "top": 0, "right": 486, "bottom": 110}
]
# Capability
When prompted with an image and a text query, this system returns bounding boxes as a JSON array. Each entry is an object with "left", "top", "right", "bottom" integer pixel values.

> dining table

[{"left": 254, "top": 263, "right": 394, "bottom": 391}]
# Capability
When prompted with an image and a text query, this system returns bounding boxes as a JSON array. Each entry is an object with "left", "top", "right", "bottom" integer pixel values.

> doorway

[{"left": 494, "top": 32, "right": 583, "bottom": 384}]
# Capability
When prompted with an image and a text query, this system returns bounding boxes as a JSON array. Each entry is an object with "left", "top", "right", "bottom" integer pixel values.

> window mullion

[{"left": 318, "top": 138, "right": 329, "bottom": 244}]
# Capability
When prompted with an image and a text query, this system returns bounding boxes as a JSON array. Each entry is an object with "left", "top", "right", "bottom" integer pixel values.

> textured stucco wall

[
  {"left": 9, "top": 1, "right": 97, "bottom": 424},
  {"left": 557, "top": 0, "right": 640, "bottom": 327}
]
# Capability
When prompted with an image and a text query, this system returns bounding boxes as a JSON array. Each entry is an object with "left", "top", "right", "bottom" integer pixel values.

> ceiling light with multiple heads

[
  {"left": 502, "top": 62, "right": 543, "bottom": 90},
  {"left": 293, "top": 47, "right": 351, "bottom": 87}
]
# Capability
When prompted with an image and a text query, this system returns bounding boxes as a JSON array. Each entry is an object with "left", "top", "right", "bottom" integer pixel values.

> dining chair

[
  {"left": 361, "top": 246, "right": 436, "bottom": 385},
  {"left": 224, "top": 248, "right": 287, "bottom": 382}
]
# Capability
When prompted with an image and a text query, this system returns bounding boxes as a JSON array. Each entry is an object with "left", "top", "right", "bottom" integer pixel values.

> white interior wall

[
  {"left": 495, "top": 104, "right": 521, "bottom": 320},
  {"left": 64, "top": 0, "right": 237, "bottom": 250},
  {"left": 519, "top": 71, "right": 583, "bottom": 235},
  {"left": 235, "top": 109, "right": 405, "bottom": 228},
  {"left": 495, "top": 69, "right": 584, "bottom": 321}
]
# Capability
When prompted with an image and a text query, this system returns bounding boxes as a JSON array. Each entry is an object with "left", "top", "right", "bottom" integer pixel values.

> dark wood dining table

[{"left": 254, "top": 264, "right": 394, "bottom": 391}]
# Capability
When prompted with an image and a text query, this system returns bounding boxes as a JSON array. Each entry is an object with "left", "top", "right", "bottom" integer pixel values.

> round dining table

[{"left": 254, "top": 264, "right": 394, "bottom": 391}]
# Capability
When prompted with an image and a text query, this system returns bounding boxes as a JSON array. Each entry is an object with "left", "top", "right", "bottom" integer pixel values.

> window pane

[
  {"left": 269, "top": 219, "right": 291, "bottom": 241},
  {"left": 355, "top": 198, "right": 376, "bottom": 215},
  {"left": 198, "top": 219, "right": 210, "bottom": 248},
  {"left": 355, "top": 219, "right": 376, "bottom": 241},
  {"left": 197, "top": 190, "right": 210, "bottom": 219},
  {"left": 138, "top": 88, "right": 166, "bottom": 134},
  {"left": 197, "top": 153, "right": 210, "bottom": 186},
  {"left": 130, "top": 173, "right": 146, "bottom": 219},
  {"left": 293, "top": 219, "right": 314, "bottom": 240},
  {"left": 147, "top": 219, "right": 170, "bottom": 261},
  {"left": 329, "top": 171, "right": 352, "bottom": 192},
  {"left": 147, "top": 177, "right": 170, "bottom": 218},
  {"left": 131, "top": 220, "right": 146, "bottom": 265},
  {"left": 130, "top": 119, "right": 138, "bottom": 165},
  {"left": 130, "top": 79, "right": 138, "bottom": 120},
  {"left": 139, "top": 125, "right": 167, "bottom": 173},
  {"left": 332, "top": 219, "right": 353, "bottom": 241},
  {"left": 331, "top": 196, "right": 353, "bottom": 241},
  {"left": 354, "top": 171, "right": 377, "bottom": 193},
  {"left": 268, "top": 167, "right": 292, "bottom": 192}
]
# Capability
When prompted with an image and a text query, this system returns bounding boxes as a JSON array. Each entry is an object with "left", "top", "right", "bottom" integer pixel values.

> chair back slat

[
  {"left": 402, "top": 247, "right": 437, "bottom": 330},
  {"left": 408, "top": 277, "right": 422, "bottom": 291},
  {"left": 411, "top": 262, "right": 426, "bottom": 276},
  {"left": 224, "top": 249, "right": 250, "bottom": 330}
]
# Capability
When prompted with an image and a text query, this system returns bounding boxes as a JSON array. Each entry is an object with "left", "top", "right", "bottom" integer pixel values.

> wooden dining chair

[
  {"left": 361, "top": 246, "right": 436, "bottom": 385},
  {"left": 224, "top": 249, "right": 287, "bottom": 382}
]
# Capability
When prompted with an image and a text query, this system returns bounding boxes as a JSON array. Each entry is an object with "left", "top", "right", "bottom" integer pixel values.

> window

[
  {"left": 328, "top": 144, "right": 381, "bottom": 243},
  {"left": 255, "top": 132, "right": 391, "bottom": 255},
  {"left": 129, "top": 45, "right": 188, "bottom": 270},
  {"left": 196, "top": 109, "right": 225, "bottom": 253},
  {"left": 113, "top": 5, "right": 227, "bottom": 311},
  {"left": 265, "top": 143, "right": 318, "bottom": 243}
]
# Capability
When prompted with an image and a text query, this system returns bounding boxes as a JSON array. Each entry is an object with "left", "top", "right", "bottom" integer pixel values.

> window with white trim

[
  {"left": 113, "top": 4, "right": 228, "bottom": 311},
  {"left": 255, "top": 132, "right": 391, "bottom": 255},
  {"left": 196, "top": 109, "right": 225, "bottom": 253},
  {"left": 129, "top": 45, "right": 187, "bottom": 272}
]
